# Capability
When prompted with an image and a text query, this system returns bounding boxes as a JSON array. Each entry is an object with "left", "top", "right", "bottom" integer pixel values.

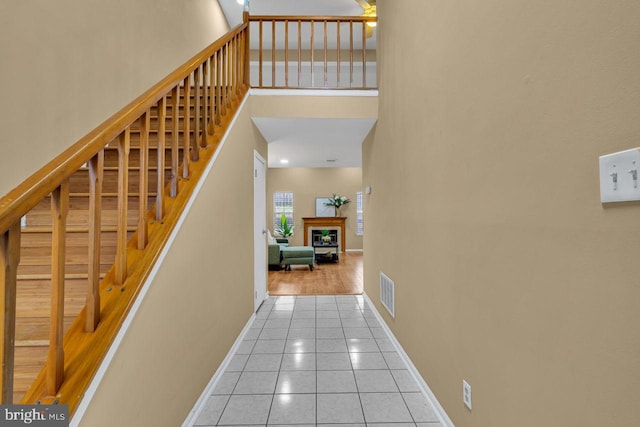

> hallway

[{"left": 187, "top": 295, "right": 442, "bottom": 426}]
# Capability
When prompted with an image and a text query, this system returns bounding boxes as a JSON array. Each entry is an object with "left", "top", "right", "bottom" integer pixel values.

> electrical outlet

[{"left": 463, "top": 380, "right": 472, "bottom": 410}]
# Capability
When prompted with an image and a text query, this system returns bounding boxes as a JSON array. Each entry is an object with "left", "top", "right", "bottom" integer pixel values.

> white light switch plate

[{"left": 599, "top": 148, "right": 640, "bottom": 203}]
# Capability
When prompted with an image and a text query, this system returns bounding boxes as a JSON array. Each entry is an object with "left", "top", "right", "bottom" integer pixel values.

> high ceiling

[
  {"left": 219, "top": 0, "right": 365, "bottom": 27},
  {"left": 219, "top": 0, "right": 378, "bottom": 169}
]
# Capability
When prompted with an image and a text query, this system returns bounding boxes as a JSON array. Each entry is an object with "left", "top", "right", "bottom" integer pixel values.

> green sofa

[{"left": 268, "top": 238, "right": 289, "bottom": 269}]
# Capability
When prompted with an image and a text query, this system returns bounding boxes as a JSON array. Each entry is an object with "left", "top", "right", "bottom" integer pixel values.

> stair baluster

[
  {"left": 193, "top": 66, "right": 201, "bottom": 162},
  {"left": 170, "top": 87, "right": 180, "bottom": 198},
  {"left": 86, "top": 151, "right": 103, "bottom": 332},
  {"left": 48, "top": 182, "right": 68, "bottom": 395},
  {"left": 156, "top": 97, "right": 166, "bottom": 221},
  {"left": 115, "top": 129, "right": 130, "bottom": 287},
  {"left": 182, "top": 77, "right": 191, "bottom": 179},
  {"left": 138, "top": 112, "right": 149, "bottom": 251}
]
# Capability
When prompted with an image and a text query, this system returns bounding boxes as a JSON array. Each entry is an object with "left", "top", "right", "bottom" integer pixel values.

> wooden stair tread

[
  {"left": 18, "top": 272, "right": 107, "bottom": 280},
  {"left": 20, "top": 226, "right": 137, "bottom": 233}
]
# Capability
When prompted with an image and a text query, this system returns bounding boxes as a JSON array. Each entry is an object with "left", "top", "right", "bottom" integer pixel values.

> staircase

[{"left": 12, "top": 95, "right": 192, "bottom": 403}]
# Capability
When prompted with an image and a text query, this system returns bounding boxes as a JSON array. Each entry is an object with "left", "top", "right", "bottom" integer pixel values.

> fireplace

[
  {"left": 311, "top": 229, "right": 338, "bottom": 244},
  {"left": 302, "top": 217, "right": 346, "bottom": 252}
]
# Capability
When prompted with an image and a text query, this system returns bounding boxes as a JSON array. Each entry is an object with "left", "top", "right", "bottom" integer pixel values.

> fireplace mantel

[{"left": 303, "top": 217, "right": 346, "bottom": 252}]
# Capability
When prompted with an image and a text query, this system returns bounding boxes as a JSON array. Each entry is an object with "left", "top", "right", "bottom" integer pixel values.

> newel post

[
  {"left": 0, "top": 223, "right": 20, "bottom": 403},
  {"left": 243, "top": 11, "right": 251, "bottom": 87}
]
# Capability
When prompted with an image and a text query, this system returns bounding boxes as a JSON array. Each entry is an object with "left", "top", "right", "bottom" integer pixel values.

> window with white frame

[
  {"left": 356, "top": 191, "right": 364, "bottom": 235},
  {"left": 273, "top": 191, "right": 294, "bottom": 232}
]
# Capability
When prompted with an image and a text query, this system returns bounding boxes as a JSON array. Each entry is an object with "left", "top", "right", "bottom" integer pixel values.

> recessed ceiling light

[
  {"left": 326, "top": 159, "right": 337, "bottom": 163},
  {"left": 280, "top": 159, "right": 289, "bottom": 164}
]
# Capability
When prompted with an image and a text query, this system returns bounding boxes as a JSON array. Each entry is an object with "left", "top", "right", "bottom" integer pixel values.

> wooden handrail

[
  {"left": 0, "top": 23, "right": 247, "bottom": 234},
  {"left": 248, "top": 15, "right": 376, "bottom": 22}
]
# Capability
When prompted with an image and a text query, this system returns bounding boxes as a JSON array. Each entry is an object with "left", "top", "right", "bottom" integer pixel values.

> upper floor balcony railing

[{"left": 246, "top": 13, "right": 377, "bottom": 89}]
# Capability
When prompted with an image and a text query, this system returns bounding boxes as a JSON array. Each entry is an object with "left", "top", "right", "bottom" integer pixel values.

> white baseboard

[
  {"left": 181, "top": 313, "right": 257, "bottom": 427},
  {"left": 363, "top": 292, "right": 455, "bottom": 427},
  {"left": 346, "top": 249, "right": 363, "bottom": 253}
]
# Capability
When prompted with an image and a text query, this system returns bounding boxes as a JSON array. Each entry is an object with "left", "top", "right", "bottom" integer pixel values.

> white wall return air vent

[{"left": 380, "top": 271, "right": 395, "bottom": 318}]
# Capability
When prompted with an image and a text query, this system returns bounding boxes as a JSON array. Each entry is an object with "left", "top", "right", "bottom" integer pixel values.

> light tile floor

[{"left": 190, "top": 295, "right": 441, "bottom": 426}]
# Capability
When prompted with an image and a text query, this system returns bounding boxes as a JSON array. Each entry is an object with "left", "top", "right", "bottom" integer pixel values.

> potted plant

[
  {"left": 275, "top": 214, "right": 294, "bottom": 239},
  {"left": 321, "top": 229, "right": 331, "bottom": 243},
  {"left": 324, "top": 193, "right": 351, "bottom": 216}
]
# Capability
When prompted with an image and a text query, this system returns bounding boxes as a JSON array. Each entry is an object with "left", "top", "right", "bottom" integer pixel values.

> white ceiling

[
  {"left": 219, "top": 0, "right": 366, "bottom": 28},
  {"left": 253, "top": 117, "right": 376, "bottom": 168}
]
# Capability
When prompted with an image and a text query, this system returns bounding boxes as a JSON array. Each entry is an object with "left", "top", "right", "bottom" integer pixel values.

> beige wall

[
  {"left": 0, "top": 0, "right": 229, "bottom": 197},
  {"left": 250, "top": 94, "right": 378, "bottom": 119},
  {"left": 364, "top": 1, "right": 640, "bottom": 426},
  {"left": 267, "top": 167, "right": 363, "bottom": 250},
  {"left": 76, "top": 97, "right": 267, "bottom": 426}
]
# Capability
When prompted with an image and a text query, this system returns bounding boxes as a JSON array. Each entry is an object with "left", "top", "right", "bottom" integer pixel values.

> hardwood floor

[{"left": 268, "top": 251, "right": 363, "bottom": 296}]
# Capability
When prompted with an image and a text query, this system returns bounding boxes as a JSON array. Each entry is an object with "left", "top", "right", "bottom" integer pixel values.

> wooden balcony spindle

[
  {"left": 285, "top": 20, "right": 289, "bottom": 87},
  {"left": 86, "top": 150, "right": 104, "bottom": 332},
  {"left": 337, "top": 20, "right": 341, "bottom": 87},
  {"left": 0, "top": 223, "right": 20, "bottom": 403},
  {"left": 115, "top": 129, "right": 130, "bottom": 287},
  {"left": 350, "top": 21, "right": 354, "bottom": 86},
  {"left": 298, "top": 20, "right": 302, "bottom": 86},
  {"left": 259, "top": 20, "right": 263, "bottom": 87},
  {"left": 156, "top": 97, "right": 166, "bottom": 221},
  {"left": 170, "top": 86, "right": 179, "bottom": 198},
  {"left": 193, "top": 66, "right": 201, "bottom": 162},
  {"left": 362, "top": 21, "right": 367, "bottom": 88},
  {"left": 183, "top": 76, "right": 191, "bottom": 178},
  {"left": 310, "top": 20, "right": 315, "bottom": 87},
  {"left": 48, "top": 180, "right": 69, "bottom": 395},
  {"left": 324, "top": 20, "right": 328, "bottom": 87},
  {"left": 271, "top": 20, "right": 276, "bottom": 88},
  {"left": 138, "top": 111, "right": 150, "bottom": 250}
]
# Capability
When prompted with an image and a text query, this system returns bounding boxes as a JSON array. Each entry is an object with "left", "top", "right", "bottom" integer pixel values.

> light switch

[{"left": 599, "top": 148, "right": 640, "bottom": 203}]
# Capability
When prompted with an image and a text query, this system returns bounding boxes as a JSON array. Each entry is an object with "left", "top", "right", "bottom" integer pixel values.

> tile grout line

[
  {"left": 342, "top": 296, "right": 367, "bottom": 424},
  {"left": 312, "top": 295, "right": 318, "bottom": 427}
]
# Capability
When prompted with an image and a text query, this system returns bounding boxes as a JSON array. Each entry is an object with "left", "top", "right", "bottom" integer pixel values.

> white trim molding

[
  {"left": 250, "top": 88, "right": 378, "bottom": 97},
  {"left": 363, "top": 292, "right": 456, "bottom": 427}
]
